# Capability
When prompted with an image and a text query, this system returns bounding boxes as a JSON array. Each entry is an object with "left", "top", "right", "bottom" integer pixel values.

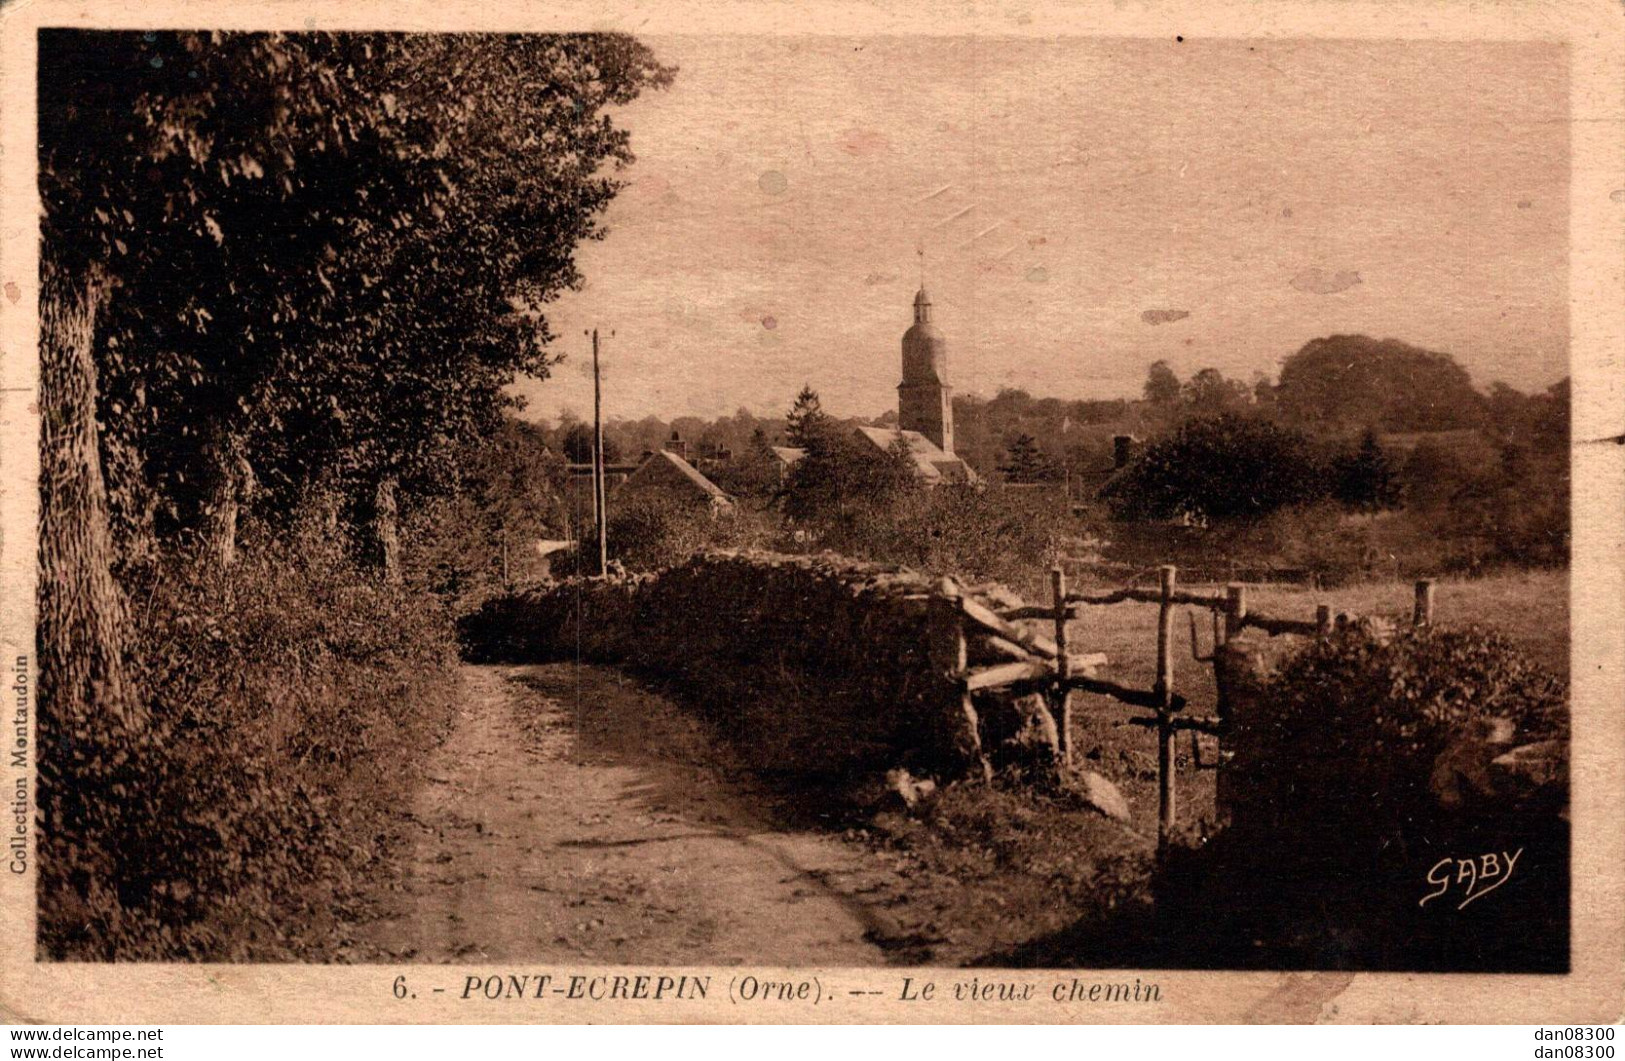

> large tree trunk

[
  {"left": 201, "top": 432, "right": 253, "bottom": 569},
  {"left": 373, "top": 474, "right": 401, "bottom": 584},
  {"left": 102, "top": 431, "right": 158, "bottom": 575},
  {"left": 38, "top": 258, "right": 140, "bottom": 730}
]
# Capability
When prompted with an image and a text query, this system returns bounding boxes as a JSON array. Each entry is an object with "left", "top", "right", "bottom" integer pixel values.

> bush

[
  {"left": 790, "top": 484, "right": 1071, "bottom": 590},
  {"left": 902, "top": 486, "right": 1069, "bottom": 587},
  {"left": 553, "top": 497, "right": 775, "bottom": 577},
  {"left": 1393, "top": 438, "right": 1569, "bottom": 573},
  {"left": 1102, "top": 413, "right": 1327, "bottom": 523},
  {"left": 1157, "top": 624, "right": 1569, "bottom": 971},
  {"left": 781, "top": 425, "right": 918, "bottom": 524},
  {"left": 38, "top": 513, "right": 460, "bottom": 960},
  {"left": 606, "top": 497, "right": 724, "bottom": 571},
  {"left": 1236, "top": 625, "right": 1566, "bottom": 835}
]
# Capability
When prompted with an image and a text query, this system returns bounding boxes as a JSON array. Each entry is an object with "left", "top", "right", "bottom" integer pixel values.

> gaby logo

[{"left": 1419, "top": 849, "right": 1524, "bottom": 910}]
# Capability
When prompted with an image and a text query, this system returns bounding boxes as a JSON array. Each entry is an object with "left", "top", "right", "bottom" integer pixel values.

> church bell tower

[{"left": 898, "top": 287, "right": 954, "bottom": 453}]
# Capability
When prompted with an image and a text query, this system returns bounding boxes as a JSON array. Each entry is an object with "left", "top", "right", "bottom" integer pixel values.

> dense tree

[
  {"left": 1252, "top": 372, "right": 1277, "bottom": 408},
  {"left": 1144, "top": 360, "right": 1182, "bottom": 406},
  {"left": 708, "top": 429, "right": 782, "bottom": 500},
  {"left": 785, "top": 384, "right": 827, "bottom": 448},
  {"left": 37, "top": 30, "right": 672, "bottom": 718},
  {"left": 1484, "top": 377, "right": 1570, "bottom": 453},
  {"left": 1331, "top": 430, "right": 1401, "bottom": 512},
  {"left": 946, "top": 389, "right": 1149, "bottom": 478},
  {"left": 233, "top": 34, "right": 673, "bottom": 579},
  {"left": 1534, "top": 378, "right": 1571, "bottom": 452},
  {"left": 1275, "top": 335, "right": 1483, "bottom": 432},
  {"left": 53, "top": 31, "right": 671, "bottom": 563},
  {"left": 1102, "top": 413, "right": 1327, "bottom": 523},
  {"left": 410, "top": 418, "right": 566, "bottom": 600},
  {"left": 38, "top": 30, "right": 358, "bottom": 726},
  {"left": 782, "top": 428, "right": 917, "bottom": 523},
  {"left": 1182, "top": 367, "right": 1252, "bottom": 416},
  {"left": 998, "top": 433, "right": 1057, "bottom": 483}
]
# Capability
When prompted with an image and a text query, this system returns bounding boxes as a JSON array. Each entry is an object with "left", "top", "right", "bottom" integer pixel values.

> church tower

[{"left": 898, "top": 287, "right": 954, "bottom": 453}]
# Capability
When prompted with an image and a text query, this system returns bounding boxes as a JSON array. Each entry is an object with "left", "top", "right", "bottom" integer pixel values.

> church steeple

[
  {"left": 899, "top": 286, "right": 954, "bottom": 453},
  {"left": 913, "top": 286, "right": 934, "bottom": 325}
]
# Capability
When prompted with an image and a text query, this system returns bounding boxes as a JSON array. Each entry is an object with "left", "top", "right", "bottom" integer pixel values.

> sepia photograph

[{"left": 4, "top": 0, "right": 1622, "bottom": 1029}]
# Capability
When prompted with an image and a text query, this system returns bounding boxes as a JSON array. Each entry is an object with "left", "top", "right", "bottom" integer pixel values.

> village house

[
  {"left": 768, "top": 445, "right": 806, "bottom": 484},
  {"left": 612, "top": 445, "right": 735, "bottom": 516}
]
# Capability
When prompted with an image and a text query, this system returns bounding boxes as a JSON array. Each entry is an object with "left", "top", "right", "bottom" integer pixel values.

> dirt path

[{"left": 355, "top": 663, "right": 902, "bottom": 965}]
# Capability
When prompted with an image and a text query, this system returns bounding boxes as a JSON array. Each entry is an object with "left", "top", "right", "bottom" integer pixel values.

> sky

[{"left": 511, "top": 35, "right": 1569, "bottom": 424}]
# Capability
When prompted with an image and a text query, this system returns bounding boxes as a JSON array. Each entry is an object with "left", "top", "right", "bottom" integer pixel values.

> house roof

[
  {"left": 613, "top": 449, "right": 732, "bottom": 505},
  {"left": 853, "top": 426, "right": 974, "bottom": 484},
  {"left": 770, "top": 446, "right": 807, "bottom": 466}
]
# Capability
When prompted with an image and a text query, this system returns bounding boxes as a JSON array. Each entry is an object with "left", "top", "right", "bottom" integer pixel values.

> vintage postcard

[{"left": 0, "top": 0, "right": 1621, "bottom": 1026}]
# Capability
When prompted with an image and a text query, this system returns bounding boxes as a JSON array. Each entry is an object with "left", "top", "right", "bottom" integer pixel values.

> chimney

[
  {"left": 1113, "top": 434, "right": 1140, "bottom": 469},
  {"left": 664, "top": 430, "right": 688, "bottom": 460}
]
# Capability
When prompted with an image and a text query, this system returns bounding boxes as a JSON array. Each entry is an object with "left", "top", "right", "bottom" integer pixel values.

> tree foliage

[
  {"left": 998, "top": 433, "right": 1057, "bottom": 483},
  {"left": 1331, "top": 430, "right": 1400, "bottom": 512},
  {"left": 1181, "top": 367, "right": 1252, "bottom": 417},
  {"left": 561, "top": 422, "right": 622, "bottom": 466},
  {"left": 35, "top": 31, "right": 676, "bottom": 949},
  {"left": 407, "top": 418, "right": 567, "bottom": 604},
  {"left": 1102, "top": 413, "right": 1326, "bottom": 523},
  {"left": 1143, "top": 359, "right": 1182, "bottom": 406},
  {"left": 782, "top": 425, "right": 918, "bottom": 523},
  {"left": 40, "top": 30, "right": 675, "bottom": 559},
  {"left": 1275, "top": 335, "right": 1484, "bottom": 432},
  {"left": 785, "top": 384, "right": 827, "bottom": 449}
]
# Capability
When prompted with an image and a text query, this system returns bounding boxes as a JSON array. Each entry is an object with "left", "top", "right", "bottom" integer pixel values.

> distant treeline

[
  {"left": 557, "top": 333, "right": 1565, "bottom": 485},
  {"left": 508, "top": 332, "right": 1567, "bottom": 587}
]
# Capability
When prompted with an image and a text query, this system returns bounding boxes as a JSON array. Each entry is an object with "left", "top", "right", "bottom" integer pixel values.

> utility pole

[{"left": 591, "top": 328, "right": 608, "bottom": 578}]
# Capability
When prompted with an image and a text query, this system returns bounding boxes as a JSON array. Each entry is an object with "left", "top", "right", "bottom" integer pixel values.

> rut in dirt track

[{"left": 355, "top": 662, "right": 912, "bottom": 966}]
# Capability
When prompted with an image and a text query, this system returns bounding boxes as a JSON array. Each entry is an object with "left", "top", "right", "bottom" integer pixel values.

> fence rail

[{"left": 946, "top": 566, "right": 1440, "bottom": 855}]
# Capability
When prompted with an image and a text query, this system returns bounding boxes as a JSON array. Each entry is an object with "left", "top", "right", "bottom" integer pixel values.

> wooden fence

[{"left": 940, "top": 566, "right": 1440, "bottom": 855}]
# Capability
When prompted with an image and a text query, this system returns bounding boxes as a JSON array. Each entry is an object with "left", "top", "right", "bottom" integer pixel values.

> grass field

[{"left": 1246, "top": 568, "right": 1570, "bottom": 676}]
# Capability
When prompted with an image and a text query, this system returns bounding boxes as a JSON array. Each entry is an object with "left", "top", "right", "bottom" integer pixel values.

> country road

[{"left": 355, "top": 663, "right": 911, "bottom": 966}]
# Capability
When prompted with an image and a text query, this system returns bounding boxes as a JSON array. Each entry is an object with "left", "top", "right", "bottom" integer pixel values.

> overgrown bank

[{"left": 38, "top": 525, "right": 460, "bottom": 960}]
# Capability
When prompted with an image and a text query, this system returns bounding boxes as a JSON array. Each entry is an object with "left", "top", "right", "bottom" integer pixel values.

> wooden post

[
  {"left": 1051, "top": 566, "right": 1071, "bottom": 768},
  {"left": 1214, "top": 581, "right": 1248, "bottom": 756},
  {"left": 931, "top": 580, "right": 992, "bottom": 784},
  {"left": 591, "top": 328, "right": 608, "bottom": 579},
  {"left": 1413, "top": 578, "right": 1436, "bottom": 627},
  {"left": 1316, "top": 603, "right": 1333, "bottom": 637},
  {"left": 1224, "top": 582, "right": 1247, "bottom": 642},
  {"left": 1156, "top": 565, "right": 1178, "bottom": 856},
  {"left": 1156, "top": 566, "right": 1177, "bottom": 698}
]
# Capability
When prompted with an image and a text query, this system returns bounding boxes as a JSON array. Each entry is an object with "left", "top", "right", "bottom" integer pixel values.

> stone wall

[{"left": 459, "top": 550, "right": 1052, "bottom": 781}]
